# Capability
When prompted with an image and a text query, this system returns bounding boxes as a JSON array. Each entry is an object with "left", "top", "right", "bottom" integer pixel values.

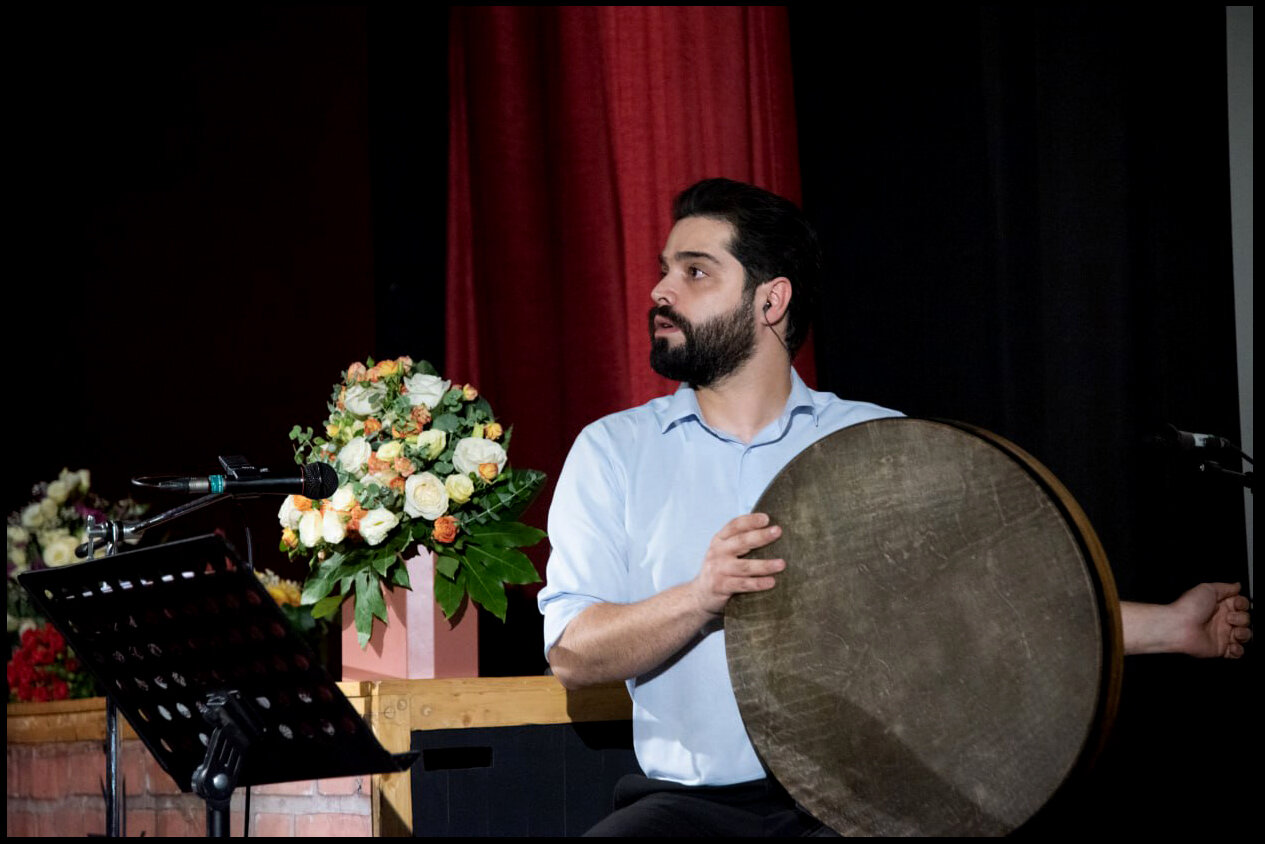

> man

[{"left": 538, "top": 178, "right": 1251, "bottom": 836}]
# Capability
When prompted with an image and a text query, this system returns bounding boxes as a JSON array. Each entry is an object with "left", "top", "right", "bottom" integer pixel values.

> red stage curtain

[{"left": 447, "top": 6, "right": 812, "bottom": 557}]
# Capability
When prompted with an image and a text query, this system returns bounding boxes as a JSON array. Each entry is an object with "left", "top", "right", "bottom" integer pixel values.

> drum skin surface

[{"left": 725, "top": 418, "right": 1121, "bottom": 836}]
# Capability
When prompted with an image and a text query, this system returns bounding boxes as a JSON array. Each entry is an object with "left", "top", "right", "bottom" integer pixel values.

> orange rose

[
  {"left": 462, "top": 383, "right": 478, "bottom": 401},
  {"left": 411, "top": 405, "right": 432, "bottom": 427},
  {"left": 388, "top": 476, "right": 406, "bottom": 493},
  {"left": 347, "top": 505, "right": 369, "bottom": 533},
  {"left": 347, "top": 362, "right": 367, "bottom": 382},
  {"left": 337, "top": 386, "right": 347, "bottom": 411},
  {"left": 394, "top": 457, "right": 416, "bottom": 477},
  {"left": 364, "top": 418, "right": 382, "bottom": 436},
  {"left": 367, "top": 454, "right": 392, "bottom": 475},
  {"left": 392, "top": 423, "right": 419, "bottom": 439},
  {"left": 281, "top": 528, "right": 298, "bottom": 549},
  {"left": 293, "top": 496, "right": 314, "bottom": 512},
  {"left": 478, "top": 462, "right": 499, "bottom": 482},
  {"left": 433, "top": 515, "right": 459, "bottom": 544},
  {"left": 396, "top": 356, "right": 413, "bottom": 371},
  {"left": 484, "top": 422, "right": 503, "bottom": 441},
  {"left": 376, "top": 359, "right": 398, "bottom": 377}
]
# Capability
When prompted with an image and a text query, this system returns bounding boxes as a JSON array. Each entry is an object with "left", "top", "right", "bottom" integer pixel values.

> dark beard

[{"left": 648, "top": 297, "right": 757, "bottom": 389}]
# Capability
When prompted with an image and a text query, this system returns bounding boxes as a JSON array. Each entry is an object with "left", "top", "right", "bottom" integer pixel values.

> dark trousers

[{"left": 584, "top": 774, "right": 838, "bottom": 837}]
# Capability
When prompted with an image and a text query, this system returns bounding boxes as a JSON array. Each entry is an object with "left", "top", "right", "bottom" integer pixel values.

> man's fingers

[
  {"left": 1226, "top": 610, "right": 1251, "bottom": 627},
  {"left": 1209, "top": 581, "right": 1242, "bottom": 601},
  {"left": 721, "top": 524, "right": 782, "bottom": 557},
  {"left": 715, "top": 513, "right": 771, "bottom": 540}
]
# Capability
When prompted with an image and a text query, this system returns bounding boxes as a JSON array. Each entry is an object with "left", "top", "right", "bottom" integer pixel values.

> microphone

[
  {"left": 1149, "top": 424, "right": 1237, "bottom": 453},
  {"left": 142, "top": 462, "right": 339, "bottom": 499}
]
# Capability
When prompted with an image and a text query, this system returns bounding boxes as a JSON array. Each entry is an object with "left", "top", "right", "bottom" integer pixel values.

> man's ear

[{"left": 761, "top": 277, "right": 792, "bottom": 322}]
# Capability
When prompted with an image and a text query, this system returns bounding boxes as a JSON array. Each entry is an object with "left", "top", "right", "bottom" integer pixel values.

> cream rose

[
  {"left": 298, "top": 510, "right": 325, "bottom": 548},
  {"left": 453, "top": 437, "right": 508, "bottom": 477},
  {"left": 359, "top": 508, "right": 399, "bottom": 546},
  {"left": 322, "top": 512, "right": 347, "bottom": 544},
  {"left": 404, "top": 472, "right": 449, "bottom": 520},
  {"left": 43, "top": 535, "right": 80, "bottom": 568},
  {"left": 20, "top": 503, "right": 44, "bottom": 529},
  {"left": 339, "top": 437, "right": 372, "bottom": 474},
  {"left": 277, "top": 495, "right": 304, "bottom": 529},
  {"left": 376, "top": 441, "right": 404, "bottom": 462},
  {"left": 46, "top": 479, "right": 70, "bottom": 505},
  {"left": 415, "top": 429, "right": 447, "bottom": 461},
  {"left": 445, "top": 474, "right": 474, "bottom": 505},
  {"left": 344, "top": 383, "right": 387, "bottom": 417},
  {"left": 402, "top": 373, "right": 451, "bottom": 409},
  {"left": 330, "top": 485, "right": 358, "bottom": 512},
  {"left": 8, "top": 525, "right": 29, "bottom": 545}
]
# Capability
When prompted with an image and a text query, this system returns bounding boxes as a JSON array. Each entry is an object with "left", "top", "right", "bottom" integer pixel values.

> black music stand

[{"left": 18, "top": 534, "right": 417, "bottom": 837}]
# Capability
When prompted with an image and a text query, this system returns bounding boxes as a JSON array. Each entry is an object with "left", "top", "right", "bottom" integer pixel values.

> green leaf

[
  {"left": 432, "top": 413, "right": 460, "bottom": 432},
  {"left": 461, "top": 468, "right": 547, "bottom": 525},
  {"left": 311, "top": 595, "right": 344, "bottom": 620},
  {"left": 354, "top": 577, "right": 374, "bottom": 649},
  {"left": 463, "top": 554, "right": 508, "bottom": 620},
  {"left": 465, "top": 520, "right": 547, "bottom": 548},
  {"left": 360, "top": 570, "right": 388, "bottom": 623},
  {"left": 301, "top": 553, "right": 345, "bottom": 605},
  {"left": 391, "top": 564, "right": 411, "bottom": 589},
  {"left": 435, "top": 554, "right": 460, "bottom": 579},
  {"left": 434, "top": 569, "right": 466, "bottom": 619},
  {"left": 465, "top": 543, "right": 541, "bottom": 585}
]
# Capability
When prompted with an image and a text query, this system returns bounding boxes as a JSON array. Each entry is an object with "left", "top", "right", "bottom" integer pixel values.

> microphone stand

[{"left": 81, "top": 456, "right": 264, "bottom": 838}]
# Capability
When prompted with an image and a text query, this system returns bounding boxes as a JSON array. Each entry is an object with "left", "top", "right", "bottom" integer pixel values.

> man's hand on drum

[
  {"left": 1171, "top": 581, "right": 1252, "bottom": 659},
  {"left": 689, "top": 513, "right": 785, "bottom": 617}
]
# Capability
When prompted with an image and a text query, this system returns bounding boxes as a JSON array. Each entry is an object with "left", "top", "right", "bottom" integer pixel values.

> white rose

[
  {"left": 8, "top": 525, "right": 29, "bottom": 545},
  {"left": 403, "top": 472, "right": 449, "bottom": 520},
  {"left": 339, "top": 437, "right": 372, "bottom": 474},
  {"left": 322, "top": 512, "right": 347, "bottom": 545},
  {"left": 20, "top": 503, "right": 44, "bottom": 529},
  {"left": 277, "top": 495, "right": 304, "bottom": 529},
  {"left": 43, "top": 535, "right": 80, "bottom": 568},
  {"left": 39, "top": 498, "right": 59, "bottom": 522},
  {"left": 453, "top": 438, "right": 508, "bottom": 476},
  {"left": 344, "top": 383, "right": 387, "bottom": 417},
  {"left": 376, "top": 441, "right": 404, "bottom": 462},
  {"left": 9, "top": 545, "right": 28, "bottom": 570},
  {"left": 415, "top": 429, "right": 447, "bottom": 461},
  {"left": 359, "top": 508, "right": 399, "bottom": 546},
  {"left": 445, "top": 474, "right": 474, "bottom": 505},
  {"left": 330, "top": 485, "right": 358, "bottom": 512},
  {"left": 402, "top": 373, "right": 451, "bottom": 409},
  {"left": 76, "top": 469, "right": 91, "bottom": 492},
  {"left": 298, "top": 510, "right": 324, "bottom": 548},
  {"left": 46, "top": 479, "right": 70, "bottom": 505}
]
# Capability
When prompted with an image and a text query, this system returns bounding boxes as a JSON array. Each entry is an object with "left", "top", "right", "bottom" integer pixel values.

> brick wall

[{"left": 7, "top": 740, "right": 371, "bottom": 837}]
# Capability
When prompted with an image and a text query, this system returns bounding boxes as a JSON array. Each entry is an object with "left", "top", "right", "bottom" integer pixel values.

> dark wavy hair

[{"left": 671, "top": 178, "right": 820, "bottom": 355}]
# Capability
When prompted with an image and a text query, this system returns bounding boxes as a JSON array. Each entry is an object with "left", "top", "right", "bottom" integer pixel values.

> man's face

[{"left": 649, "top": 216, "right": 757, "bottom": 388}]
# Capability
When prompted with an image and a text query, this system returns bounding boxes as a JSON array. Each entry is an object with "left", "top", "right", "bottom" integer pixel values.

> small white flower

[
  {"left": 322, "top": 512, "right": 347, "bottom": 545},
  {"left": 344, "top": 383, "right": 387, "bottom": 417},
  {"left": 20, "top": 503, "right": 45, "bottom": 529},
  {"left": 445, "top": 474, "right": 475, "bottom": 505},
  {"left": 402, "top": 373, "right": 451, "bottom": 409},
  {"left": 277, "top": 496, "right": 304, "bottom": 529},
  {"left": 330, "top": 485, "right": 358, "bottom": 512},
  {"left": 298, "top": 510, "right": 325, "bottom": 548},
  {"left": 339, "top": 437, "right": 372, "bottom": 474},
  {"left": 359, "top": 508, "right": 399, "bottom": 546},
  {"left": 404, "top": 472, "right": 449, "bottom": 520},
  {"left": 43, "top": 535, "right": 81, "bottom": 568},
  {"left": 453, "top": 438, "right": 508, "bottom": 477},
  {"left": 46, "top": 479, "right": 70, "bottom": 505}
]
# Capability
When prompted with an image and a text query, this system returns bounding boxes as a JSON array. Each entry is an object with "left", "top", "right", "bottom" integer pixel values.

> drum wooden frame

[{"left": 726, "top": 418, "right": 1123, "bottom": 836}]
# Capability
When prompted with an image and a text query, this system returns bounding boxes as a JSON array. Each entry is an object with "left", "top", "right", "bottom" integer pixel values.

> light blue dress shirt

[{"left": 538, "top": 371, "right": 902, "bottom": 786}]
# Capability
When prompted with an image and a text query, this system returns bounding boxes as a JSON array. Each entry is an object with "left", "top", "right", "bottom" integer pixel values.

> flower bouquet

[
  {"left": 7, "top": 468, "right": 147, "bottom": 701},
  {"left": 282, "top": 357, "right": 547, "bottom": 648}
]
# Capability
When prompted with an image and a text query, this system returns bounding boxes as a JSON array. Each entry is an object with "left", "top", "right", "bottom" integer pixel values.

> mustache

[{"left": 648, "top": 305, "right": 692, "bottom": 334}]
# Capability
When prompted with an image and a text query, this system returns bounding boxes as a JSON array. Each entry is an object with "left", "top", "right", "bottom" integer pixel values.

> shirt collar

[{"left": 656, "top": 369, "right": 821, "bottom": 436}]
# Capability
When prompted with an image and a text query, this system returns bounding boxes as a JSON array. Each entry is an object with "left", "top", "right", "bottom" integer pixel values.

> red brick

[
  {"left": 253, "top": 778, "right": 315, "bottom": 796},
  {"left": 64, "top": 743, "right": 106, "bottom": 796},
  {"left": 6, "top": 809, "right": 34, "bottom": 837},
  {"left": 8, "top": 747, "right": 25, "bottom": 798},
  {"left": 157, "top": 806, "right": 204, "bottom": 837},
  {"left": 295, "top": 812, "right": 373, "bottom": 837},
  {"left": 253, "top": 812, "right": 296, "bottom": 837},
  {"left": 37, "top": 805, "right": 87, "bottom": 837},
  {"left": 317, "top": 775, "right": 365, "bottom": 795},
  {"left": 28, "top": 749, "right": 68, "bottom": 799},
  {"left": 127, "top": 808, "right": 157, "bottom": 837},
  {"left": 84, "top": 806, "right": 107, "bottom": 837},
  {"left": 145, "top": 751, "right": 184, "bottom": 795},
  {"left": 122, "top": 742, "right": 147, "bottom": 796}
]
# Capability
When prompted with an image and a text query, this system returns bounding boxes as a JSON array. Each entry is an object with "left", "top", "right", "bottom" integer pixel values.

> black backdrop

[{"left": 9, "top": 5, "right": 1252, "bottom": 833}]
